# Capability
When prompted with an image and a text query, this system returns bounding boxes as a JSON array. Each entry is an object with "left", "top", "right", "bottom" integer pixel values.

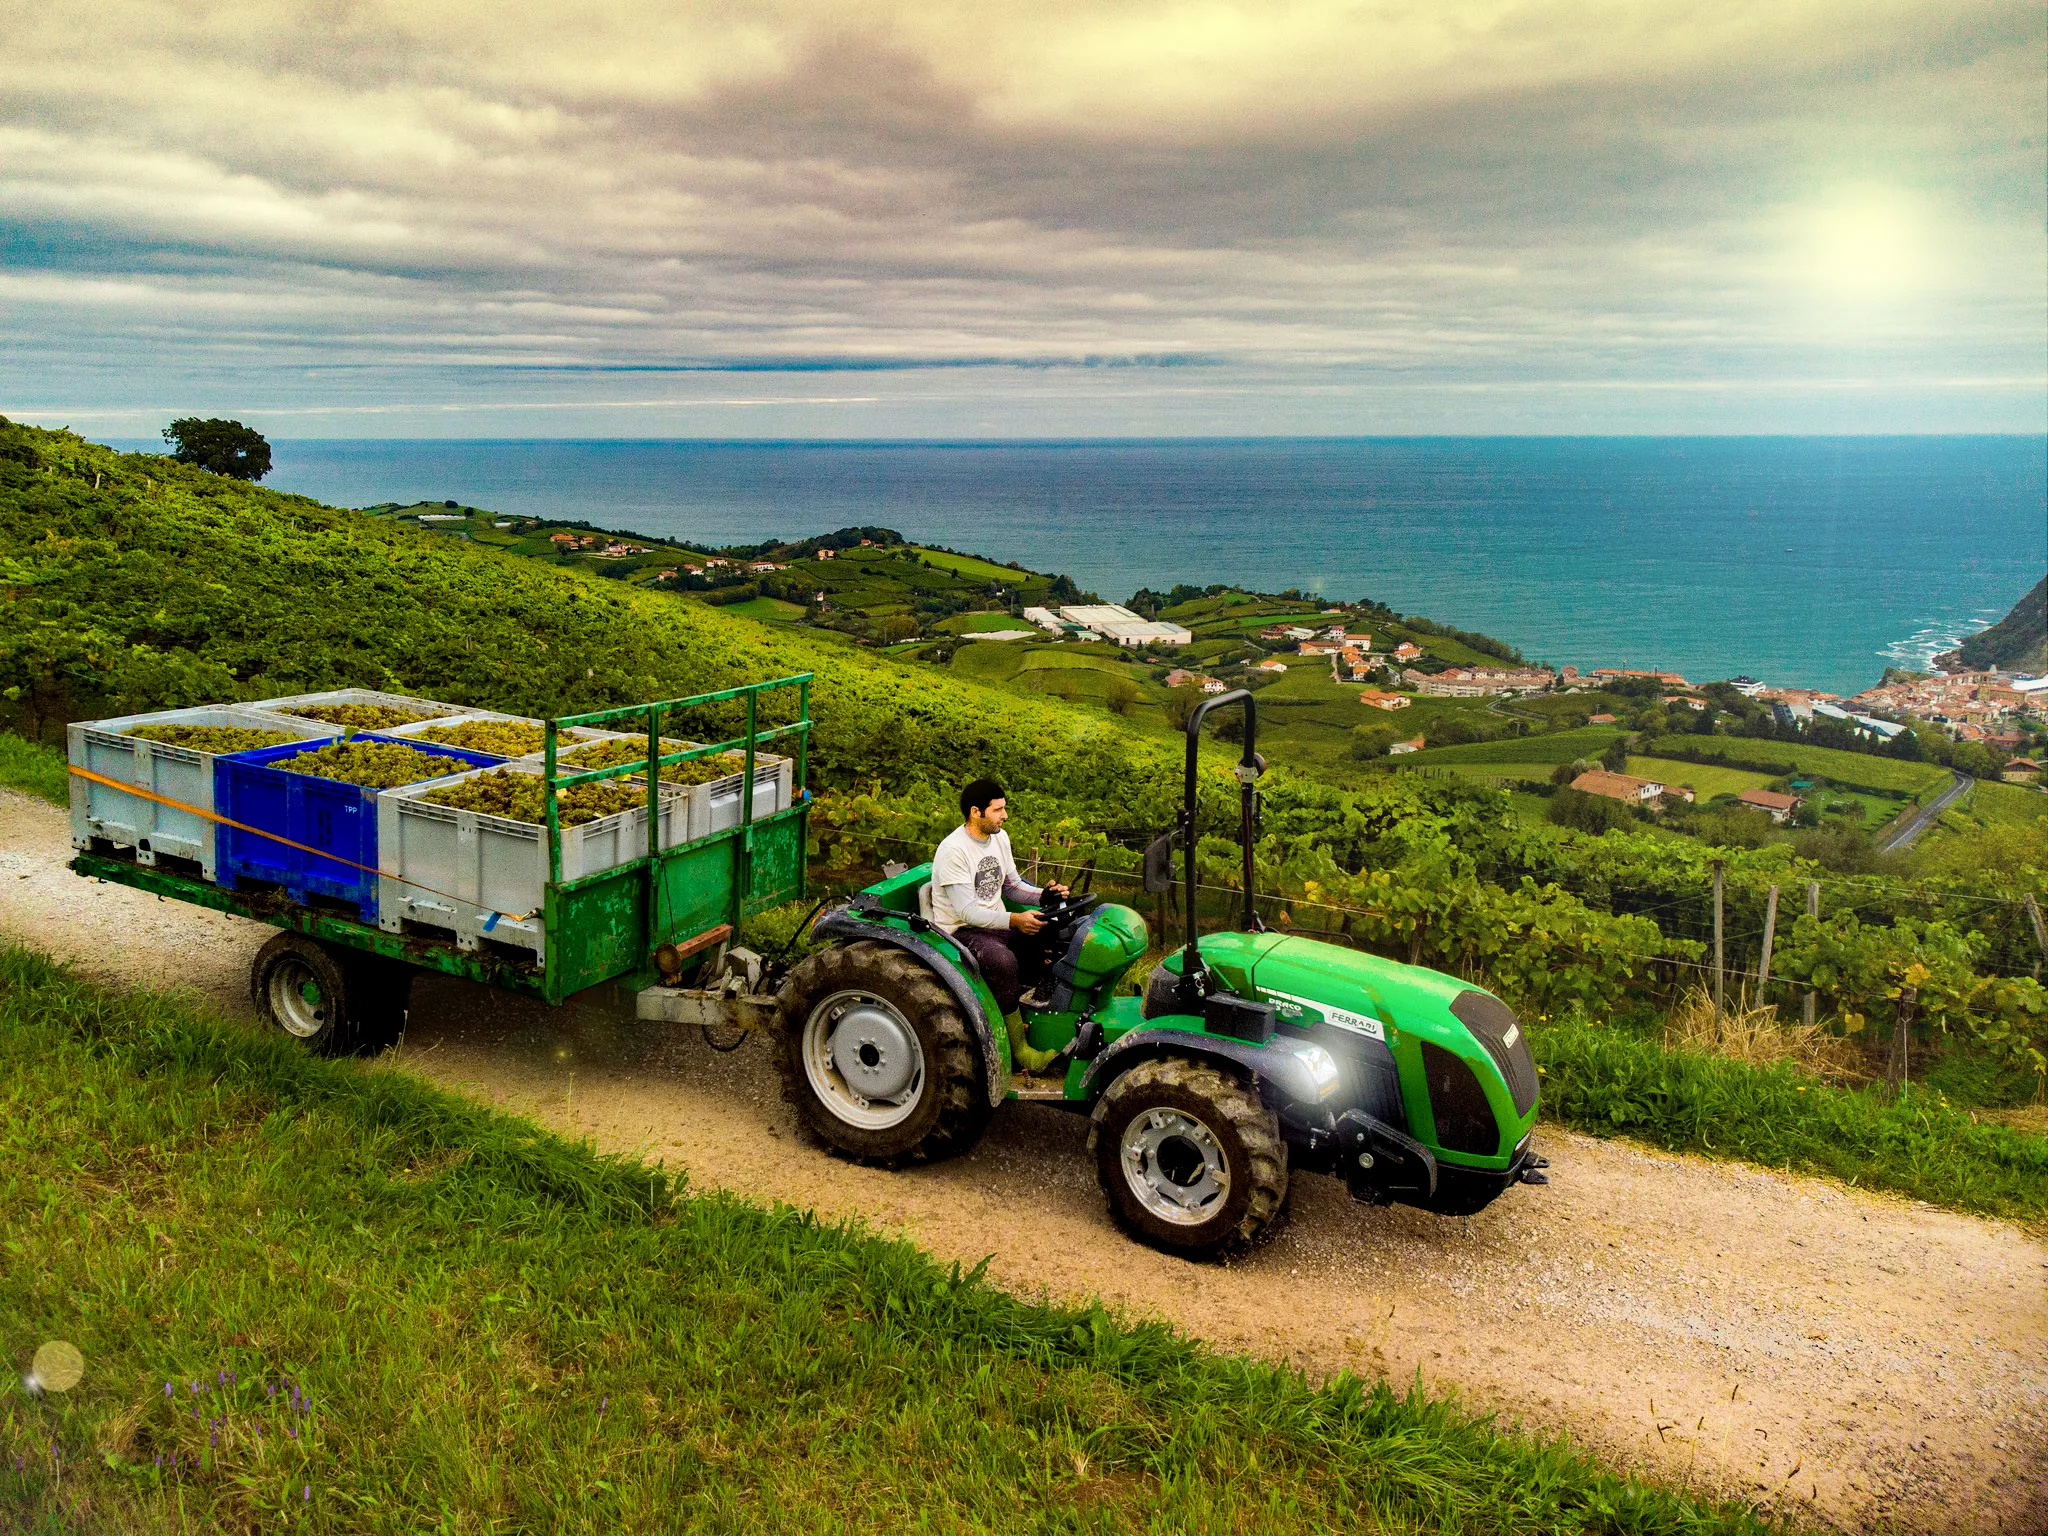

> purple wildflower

[
  {"left": 286, "top": 1425, "right": 296, "bottom": 1440},
  {"left": 303, "top": 1485, "right": 310, "bottom": 1503},
  {"left": 164, "top": 1382, "right": 173, "bottom": 1398},
  {"left": 266, "top": 1384, "right": 275, "bottom": 1398}
]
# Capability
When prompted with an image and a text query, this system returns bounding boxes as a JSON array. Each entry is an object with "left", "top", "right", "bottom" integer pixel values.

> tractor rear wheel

[
  {"left": 774, "top": 941, "right": 992, "bottom": 1165},
  {"left": 1090, "top": 1057, "right": 1288, "bottom": 1260}
]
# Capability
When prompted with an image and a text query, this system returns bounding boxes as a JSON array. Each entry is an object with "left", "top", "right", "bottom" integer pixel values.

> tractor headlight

[{"left": 1289, "top": 1043, "right": 1341, "bottom": 1101}]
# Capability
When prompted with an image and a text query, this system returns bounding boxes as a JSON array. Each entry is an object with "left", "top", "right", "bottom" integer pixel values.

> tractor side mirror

[{"left": 1141, "top": 830, "right": 1178, "bottom": 893}]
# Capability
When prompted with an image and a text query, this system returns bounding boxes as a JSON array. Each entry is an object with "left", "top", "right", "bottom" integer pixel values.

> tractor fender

[
  {"left": 1079, "top": 1025, "right": 1333, "bottom": 1110},
  {"left": 808, "top": 906, "right": 1010, "bottom": 1108}
]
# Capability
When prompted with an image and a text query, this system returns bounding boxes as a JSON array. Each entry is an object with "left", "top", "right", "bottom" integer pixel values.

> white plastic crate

[
  {"left": 245, "top": 689, "right": 515, "bottom": 731},
  {"left": 550, "top": 733, "right": 792, "bottom": 843},
  {"left": 688, "top": 751, "right": 794, "bottom": 842},
  {"left": 66, "top": 706, "right": 338, "bottom": 879},
  {"left": 375, "top": 762, "right": 687, "bottom": 962}
]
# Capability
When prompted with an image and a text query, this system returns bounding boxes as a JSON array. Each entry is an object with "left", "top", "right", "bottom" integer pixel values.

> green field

[
  {"left": 1, "top": 947, "right": 1780, "bottom": 1534},
  {"left": 939, "top": 610, "right": 1037, "bottom": 635},
  {"left": 1641, "top": 735, "right": 1946, "bottom": 795},
  {"left": 1962, "top": 778, "right": 2048, "bottom": 829},
  {"left": 909, "top": 546, "right": 1034, "bottom": 582},
  {"left": 1626, "top": 757, "right": 1776, "bottom": 801},
  {"left": 1018, "top": 650, "right": 1136, "bottom": 677},
  {"left": 1402, "top": 725, "right": 1624, "bottom": 767},
  {"left": 718, "top": 594, "right": 808, "bottom": 622}
]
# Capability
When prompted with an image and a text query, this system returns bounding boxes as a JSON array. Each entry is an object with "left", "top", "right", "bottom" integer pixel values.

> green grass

[
  {"left": 0, "top": 947, "right": 1772, "bottom": 1535},
  {"left": 909, "top": 546, "right": 1033, "bottom": 583},
  {"left": 1963, "top": 779, "right": 2048, "bottom": 829},
  {"left": 1533, "top": 1016, "right": 2048, "bottom": 1233},
  {"left": 1403, "top": 726, "right": 1623, "bottom": 767},
  {"left": 0, "top": 730, "right": 67, "bottom": 805},
  {"left": 1641, "top": 737, "right": 1946, "bottom": 796},
  {"left": 949, "top": 641, "right": 1029, "bottom": 683},
  {"left": 938, "top": 611, "right": 1037, "bottom": 636},
  {"left": 1625, "top": 757, "right": 1775, "bottom": 801},
  {"left": 1017, "top": 650, "right": 1136, "bottom": 677},
  {"left": 718, "top": 595, "right": 808, "bottom": 622}
]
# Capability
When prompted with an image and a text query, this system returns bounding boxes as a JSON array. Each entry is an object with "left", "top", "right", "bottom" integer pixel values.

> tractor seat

[{"left": 917, "top": 881, "right": 934, "bottom": 922}]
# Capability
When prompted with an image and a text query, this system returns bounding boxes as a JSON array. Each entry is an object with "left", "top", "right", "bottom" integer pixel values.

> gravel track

[{"left": 6, "top": 790, "right": 2044, "bottom": 1532}]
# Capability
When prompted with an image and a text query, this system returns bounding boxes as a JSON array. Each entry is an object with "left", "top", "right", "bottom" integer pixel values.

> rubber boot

[{"left": 1004, "top": 1010, "right": 1060, "bottom": 1075}]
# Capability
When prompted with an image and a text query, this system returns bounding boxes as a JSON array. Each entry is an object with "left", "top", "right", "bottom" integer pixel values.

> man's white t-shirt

[{"left": 930, "top": 825, "right": 1039, "bottom": 933}]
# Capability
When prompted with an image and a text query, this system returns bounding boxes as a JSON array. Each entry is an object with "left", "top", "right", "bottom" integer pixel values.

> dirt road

[{"left": 6, "top": 790, "right": 2044, "bottom": 1532}]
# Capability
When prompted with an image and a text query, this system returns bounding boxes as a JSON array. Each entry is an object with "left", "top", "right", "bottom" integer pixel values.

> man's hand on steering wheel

[
  {"left": 1009, "top": 910, "right": 1047, "bottom": 935},
  {"left": 1043, "top": 881, "right": 1070, "bottom": 899}
]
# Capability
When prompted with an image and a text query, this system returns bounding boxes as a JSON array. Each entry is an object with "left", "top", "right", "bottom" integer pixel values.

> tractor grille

[
  {"left": 1450, "top": 990, "right": 1539, "bottom": 1116},
  {"left": 1420, "top": 1043, "right": 1498, "bottom": 1156}
]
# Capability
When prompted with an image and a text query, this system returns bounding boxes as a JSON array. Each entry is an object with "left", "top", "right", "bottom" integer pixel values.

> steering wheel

[{"left": 1040, "top": 889, "right": 1103, "bottom": 924}]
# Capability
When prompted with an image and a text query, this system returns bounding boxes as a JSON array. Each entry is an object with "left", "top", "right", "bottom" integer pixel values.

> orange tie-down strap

[{"left": 66, "top": 764, "right": 541, "bottom": 928}]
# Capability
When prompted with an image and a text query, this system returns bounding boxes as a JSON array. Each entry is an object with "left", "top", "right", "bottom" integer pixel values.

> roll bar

[{"left": 1172, "top": 688, "right": 1264, "bottom": 994}]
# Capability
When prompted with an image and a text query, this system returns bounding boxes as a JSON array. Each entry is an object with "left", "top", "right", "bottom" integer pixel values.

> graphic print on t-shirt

[{"left": 973, "top": 856, "right": 1002, "bottom": 903}]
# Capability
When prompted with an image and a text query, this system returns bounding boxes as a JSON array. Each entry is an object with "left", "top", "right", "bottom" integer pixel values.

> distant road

[{"left": 1880, "top": 771, "right": 1972, "bottom": 853}]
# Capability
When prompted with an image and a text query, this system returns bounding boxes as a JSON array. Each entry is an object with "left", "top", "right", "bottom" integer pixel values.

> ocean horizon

[{"left": 151, "top": 434, "right": 2044, "bottom": 698}]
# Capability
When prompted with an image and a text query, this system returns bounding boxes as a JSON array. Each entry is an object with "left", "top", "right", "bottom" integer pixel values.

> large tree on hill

[{"left": 163, "top": 418, "right": 271, "bottom": 481}]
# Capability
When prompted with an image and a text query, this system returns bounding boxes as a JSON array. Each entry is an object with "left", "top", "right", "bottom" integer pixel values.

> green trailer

[{"left": 70, "top": 676, "right": 814, "bottom": 1053}]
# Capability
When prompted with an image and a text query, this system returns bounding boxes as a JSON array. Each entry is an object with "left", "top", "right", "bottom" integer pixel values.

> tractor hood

[
  {"left": 1161, "top": 930, "right": 1541, "bottom": 1162},
  {"left": 1170, "top": 930, "right": 1476, "bottom": 1052}
]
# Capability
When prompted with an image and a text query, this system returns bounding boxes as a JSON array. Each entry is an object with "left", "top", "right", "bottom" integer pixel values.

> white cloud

[{"left": 1, "top": 0, "right": 2041, "bottom": 432}]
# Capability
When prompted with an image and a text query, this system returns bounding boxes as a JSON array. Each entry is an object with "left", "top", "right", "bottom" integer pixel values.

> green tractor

[{"left": 776, "top": 690, "right": 1548, "bottom": 1259}]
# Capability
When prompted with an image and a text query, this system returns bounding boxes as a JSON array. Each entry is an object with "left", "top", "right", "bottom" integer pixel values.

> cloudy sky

[{"left": 3, "top": 1, "right": 2042, "bottom": 437}]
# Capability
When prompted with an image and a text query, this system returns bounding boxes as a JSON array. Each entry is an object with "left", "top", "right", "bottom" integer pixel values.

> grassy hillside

[
  {"left": 0, "top": 421, "right": 1177, "bottom": 826},
  {"left": 1639, "top": 736, "right": 1945, "bottom": 797},
  {"left": 1401, "top": 725, "right": 1624, "bottom": 767},
  {"left": 0, "top": 947, "right": 1777, "bottom": 1535},
  {"left": 1626, "top": 757, "right": 1776, "bottom": 801},
  {"left": 1947, "top": 574, "right": 2046, "bottom": 673}
]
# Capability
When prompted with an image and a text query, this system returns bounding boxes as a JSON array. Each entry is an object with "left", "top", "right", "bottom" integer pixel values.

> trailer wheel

[
  {"left": 775, "top": 940, "right": 992, "bottom": 1165},
  {"left": 250, "top": 934, "right": 405, "bottom": 1057},
  {"left": 1090, "top": 1057, "right": 1288, "bottom": 1260}
]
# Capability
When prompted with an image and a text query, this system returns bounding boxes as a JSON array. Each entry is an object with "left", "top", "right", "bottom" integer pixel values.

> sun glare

[{"left": 1791, "top": 188, "right": 1930, "bottom": 303}]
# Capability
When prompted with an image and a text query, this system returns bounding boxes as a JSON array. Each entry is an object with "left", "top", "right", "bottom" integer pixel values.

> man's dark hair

[{"left": 960, "top": 777, "right": 1006, "bottom": 818}]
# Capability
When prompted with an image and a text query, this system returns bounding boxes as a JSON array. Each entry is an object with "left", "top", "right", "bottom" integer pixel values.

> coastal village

[{"left": 377, "top": 504, "right": 2048, "bottom": 827}]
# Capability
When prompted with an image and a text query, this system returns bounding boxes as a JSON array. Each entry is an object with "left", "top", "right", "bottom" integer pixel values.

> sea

[{"left": 247, "top": 437, "right": 2044, "bottom": 698}]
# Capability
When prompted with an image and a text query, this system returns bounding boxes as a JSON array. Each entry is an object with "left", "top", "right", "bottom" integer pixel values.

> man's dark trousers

[{"left": 950, "top": 926, "right": 1042, "bottom": 1016}]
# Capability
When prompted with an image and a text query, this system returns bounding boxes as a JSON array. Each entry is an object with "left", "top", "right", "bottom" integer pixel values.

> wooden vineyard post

[
  {"left": 1758, "top": 884, "right": 1780, "bottom": 1000},
  {"left": 1711, "top": 860, "right": 1725, "bottom": 1023},
  {"left": 1803, "top": 881, "right": 1820, "bottom": 1027},
  {"left": 2026, "top": 893, "right": 2048, "bottom": 981}
]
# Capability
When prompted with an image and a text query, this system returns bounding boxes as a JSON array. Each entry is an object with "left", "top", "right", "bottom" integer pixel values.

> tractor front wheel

[
  {"left": 774, "top": 941, "right": 992, "bottom": 1165},
  {"left": 1090, "top": 1057, "right": 1288, "bottom": 1260}
]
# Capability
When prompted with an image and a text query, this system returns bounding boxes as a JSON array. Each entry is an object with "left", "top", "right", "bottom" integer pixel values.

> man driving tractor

[{"left": 931, "top": 778, "right": 1066, "bottom": 1074}]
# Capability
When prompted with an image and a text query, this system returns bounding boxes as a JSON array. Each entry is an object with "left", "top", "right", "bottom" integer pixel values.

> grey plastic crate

[
  {"left": 245, "top": 689, "right": 512, "bottom": 731},
  {"left": 551, "top": 734, "right": 791, "bottom": 843},
  {"left": 375, "top": 762, "right": 687, "bottom": 962},
  {"left": 688, "top": 752, "right": 794, "bottom": 842},
  {"left": 67, "top": 706, "right": 338, "bottom": 879}
]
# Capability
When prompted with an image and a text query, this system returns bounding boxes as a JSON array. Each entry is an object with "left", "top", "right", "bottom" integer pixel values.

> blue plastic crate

[{"left": 215, "top": 733, "right": 501, "bottom": 922}]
